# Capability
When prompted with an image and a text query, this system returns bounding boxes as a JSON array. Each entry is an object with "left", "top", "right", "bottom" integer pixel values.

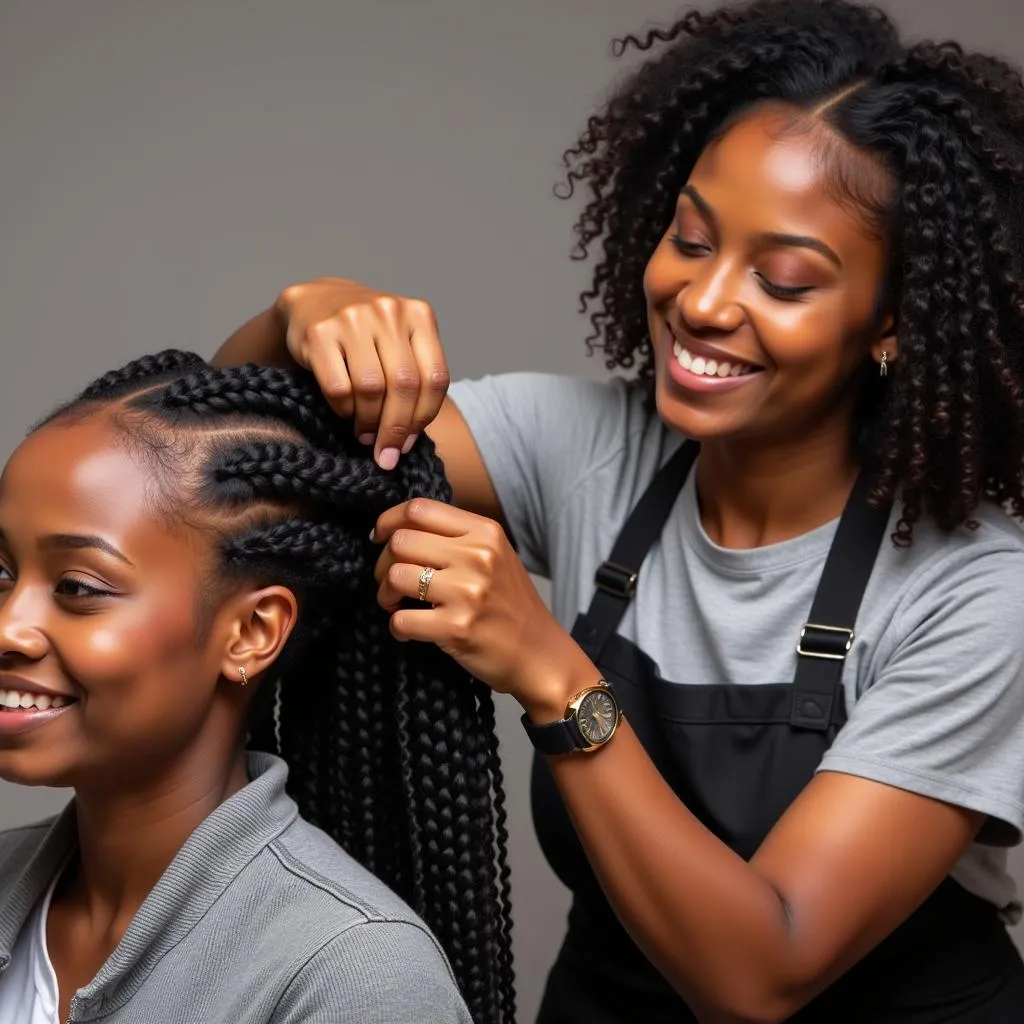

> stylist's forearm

[
  {"left": 211, "top": 306, "right": 296, "bottom": 368},
  {"left": 532, "top": 656, "right": 802, "bottom": 1020}
]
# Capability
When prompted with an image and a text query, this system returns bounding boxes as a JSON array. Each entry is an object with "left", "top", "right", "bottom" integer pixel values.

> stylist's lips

[
  {"left": 0, "top": 680, "right": 76, "bottom": 736},
  {"left": 665, "top": 325, "right": 764, "bottom": 394}
]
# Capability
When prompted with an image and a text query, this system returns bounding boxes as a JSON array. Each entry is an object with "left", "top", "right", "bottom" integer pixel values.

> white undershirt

[{"left": 0, "top": 871, "right": 62, "bottom": 1024}]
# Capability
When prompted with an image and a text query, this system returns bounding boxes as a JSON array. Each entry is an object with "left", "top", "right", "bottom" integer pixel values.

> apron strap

[
  {"left": 576, "top": 439, "right": 891, "bottom": 733},
  {"left": 578, "top": 441, "right": 699, "bottom": 662},
  {"left": 791, "top": 468, "right": 892, "bottom": 731}
]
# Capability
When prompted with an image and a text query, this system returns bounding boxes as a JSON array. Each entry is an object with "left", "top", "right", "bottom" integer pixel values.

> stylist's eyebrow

[
  {"left": 41, "top": 533, "right": 134, "bottom": 566},
  {"left": 679, "top": 185, "right": 843, "bottom": 268},
  {"left": 680, "top": 185, "right": 715, "bottom": 222}
]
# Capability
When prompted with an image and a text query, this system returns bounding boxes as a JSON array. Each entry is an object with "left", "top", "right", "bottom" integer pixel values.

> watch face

[{"left": 576, "top": 689, "right": 618, "bottom": 745}]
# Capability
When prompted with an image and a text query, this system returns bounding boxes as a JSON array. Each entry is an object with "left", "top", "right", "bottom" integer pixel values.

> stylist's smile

[{"left": 665, "top": 325, "right": 765, "bottom": 395}]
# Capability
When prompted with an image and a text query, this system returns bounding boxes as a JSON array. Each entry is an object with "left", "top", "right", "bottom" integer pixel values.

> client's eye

[{"left": 56, "top": 576, "right": 116, "bottom": 599}]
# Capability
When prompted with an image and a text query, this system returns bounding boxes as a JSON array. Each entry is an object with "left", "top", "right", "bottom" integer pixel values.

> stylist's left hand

[{"left": 373, "top": 499, "right": 575, "bottom": 705}]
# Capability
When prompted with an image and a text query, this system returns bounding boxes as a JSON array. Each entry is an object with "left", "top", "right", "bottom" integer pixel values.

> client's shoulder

[
  {"left": 266, "top": 813, "right": 429, "bottom": 929},
  {"left": 0, "top": 816, "right": 57, "bottom": 868},
  {"left": 246, "top": 812, "right": 470, "bottom": 1020}
]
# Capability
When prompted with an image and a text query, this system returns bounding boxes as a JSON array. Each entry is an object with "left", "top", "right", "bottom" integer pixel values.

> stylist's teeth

[{"left": 378, "top": 448, "right": 400, "bottom": 472}]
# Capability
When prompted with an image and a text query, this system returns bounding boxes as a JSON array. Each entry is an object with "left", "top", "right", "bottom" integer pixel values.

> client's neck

[{"left": 64, "top": 735, "right": 249, "bottom": 927}]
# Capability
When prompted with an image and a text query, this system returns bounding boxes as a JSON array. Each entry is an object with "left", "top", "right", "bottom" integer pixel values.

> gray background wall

[{"left": 2, "top": 1, "right": 1023, "bottom": 1019}]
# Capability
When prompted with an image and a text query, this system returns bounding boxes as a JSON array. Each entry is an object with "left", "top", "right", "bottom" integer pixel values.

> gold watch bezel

[{"left": 565, "top": 681, "right": 622, "bottom": 752}]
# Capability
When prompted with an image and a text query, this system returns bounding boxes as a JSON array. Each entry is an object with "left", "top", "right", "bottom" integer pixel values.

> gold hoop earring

[
  {"left": 238, "top": 666, "right": 248, "bottom": 687},
  {"left": 880, "top": 351, "right": 888, "bottom": 378}
]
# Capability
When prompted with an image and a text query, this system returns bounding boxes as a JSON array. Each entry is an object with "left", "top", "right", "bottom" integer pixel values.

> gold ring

[{"left": 417, "top": 566, "right": 435, "bottom": 603}]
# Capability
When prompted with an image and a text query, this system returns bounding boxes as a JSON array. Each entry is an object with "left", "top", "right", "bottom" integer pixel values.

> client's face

[{"left": 0, "top": 414, "right": 240, "bottom": 789}]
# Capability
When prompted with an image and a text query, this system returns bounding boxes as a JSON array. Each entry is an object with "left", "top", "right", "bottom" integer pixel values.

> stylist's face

[
  {"left": 0, "top": 415, "right": 238, "bottom": 789},
  {"left": 643, "top": 104, "right": 892, "bottom": 444}
]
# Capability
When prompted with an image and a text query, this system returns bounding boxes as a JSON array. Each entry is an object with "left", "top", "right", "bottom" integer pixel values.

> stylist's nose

[
  {"left": 677, "top": 260, "right": 745, "bottom": 334},
  {"left": 0, "top": 587, "right": 49, "bottom": 663}
]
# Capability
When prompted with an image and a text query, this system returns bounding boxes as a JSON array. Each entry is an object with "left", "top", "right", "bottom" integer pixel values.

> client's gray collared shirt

[{"left": 0, "top": 753, "right": 472, "bottom": 1023}]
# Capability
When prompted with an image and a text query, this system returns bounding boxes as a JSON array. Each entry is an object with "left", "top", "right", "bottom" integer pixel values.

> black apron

[{"left": 533, "top": 441, "right": 1024, "bottom": 1022}]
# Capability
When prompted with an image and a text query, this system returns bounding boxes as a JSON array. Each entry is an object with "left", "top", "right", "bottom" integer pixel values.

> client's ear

[
  {"left": 869, "top": 313, "right": 898, "bottom": 369},
  {"left": 218, "top": 586, "right": 299, "bottom": 687}
]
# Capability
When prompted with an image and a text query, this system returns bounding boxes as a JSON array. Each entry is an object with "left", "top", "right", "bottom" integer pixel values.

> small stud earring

[
  {"left": 880, "top": 351, "right": 888, "bottom": 378},
  {"left": 238, "top": 666, "right": 248, "bottom": 687}
]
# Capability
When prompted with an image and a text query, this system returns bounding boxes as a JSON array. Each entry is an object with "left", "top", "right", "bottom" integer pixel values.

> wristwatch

[{"left": 521, "top": 680, "right": 622, "bottom": 755}]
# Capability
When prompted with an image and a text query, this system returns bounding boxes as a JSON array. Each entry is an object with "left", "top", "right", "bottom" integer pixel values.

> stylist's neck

[
  {"left": 69, "top": 731, "right": 249, "bottom": 918},
  {"left": 697, "top": 410, "right": 858, "bottom": 549}
]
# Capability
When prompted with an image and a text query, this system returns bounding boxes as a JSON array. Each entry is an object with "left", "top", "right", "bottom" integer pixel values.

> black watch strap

[{"left": 520, "top": 712, "right": 588, "bottom": 755}]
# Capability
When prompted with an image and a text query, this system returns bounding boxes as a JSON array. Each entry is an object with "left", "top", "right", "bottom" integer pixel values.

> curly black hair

[
  {"left": 561, "top": 0, "right": 1024, "bottom": 542},
  {"left": 45, "top": 350, "right": 516, "bottom": 1024}
]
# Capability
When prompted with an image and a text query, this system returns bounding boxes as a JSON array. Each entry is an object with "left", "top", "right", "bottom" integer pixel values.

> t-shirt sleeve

[
  {"left": 448, "top": 372, "right": 635, "bottom": 577},
  {"left": 818, "top": 545, "right": 1024, "bottom": 845},
  {"left": 272, "top": 920, "right": 473, "bottom": 1024}
]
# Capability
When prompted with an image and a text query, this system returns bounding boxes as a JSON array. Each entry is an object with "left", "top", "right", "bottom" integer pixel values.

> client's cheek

[{"left": 62, "top": 600, "right": 204, "bottom": 710}]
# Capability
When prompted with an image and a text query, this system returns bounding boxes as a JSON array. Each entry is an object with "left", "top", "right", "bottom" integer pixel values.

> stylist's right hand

[{"left": 276, "top": 277, "right": 450, "bottom": 470}]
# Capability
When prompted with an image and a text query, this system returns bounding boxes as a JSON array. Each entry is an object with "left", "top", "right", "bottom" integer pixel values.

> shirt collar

[{"left": 0, "top": 752, "right": 298, "bottom": 1018}]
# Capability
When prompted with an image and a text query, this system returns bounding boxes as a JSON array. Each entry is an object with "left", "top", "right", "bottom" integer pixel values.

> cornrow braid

[
  {"left": 222, "top": 519, "right": 367, "bottom": 591},
  {"left": 211, "top": 443, "right": 398, "bottom": 511},
  {"left": 159, "top": 364, "right": 350, "bottom": 452},
  {"left": 79, "top": 349, "right": 208, "bottom": 401},
  {"left": 561, "top": 0, "right": 1024, "bottom": 538},
  {"left": 52, "top": 352, "right": 516, "bottom": 1023}
]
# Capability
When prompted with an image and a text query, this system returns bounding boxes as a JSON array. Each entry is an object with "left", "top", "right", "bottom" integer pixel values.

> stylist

[{"left": 214, "top": 2, "right": 1024, "bottom": 1020}]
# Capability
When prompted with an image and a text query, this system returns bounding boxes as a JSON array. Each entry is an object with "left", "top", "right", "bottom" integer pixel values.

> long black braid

[
  {"left": 561, "top": 0, "right": 1024, "bottom": 541},
  {"left": 47, "top": 352, "right": 516, "bottom": 1023}
]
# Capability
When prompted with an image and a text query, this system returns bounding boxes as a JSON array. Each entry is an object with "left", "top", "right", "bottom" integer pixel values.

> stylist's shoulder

[{"left": 270, "top": 918, "right": 473, "bottom": 1024}]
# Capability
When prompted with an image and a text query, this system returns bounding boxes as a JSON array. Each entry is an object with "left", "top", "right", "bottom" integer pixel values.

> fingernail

[
  {"left": 401, "top": 434, "right": 418, "bottom": 455},
  {"left": 378, "top": 448, "right": 400, "bottom": 472},
  {"left": 358, "top": 433, "right": 375, "bottom": 446},
  {"left": 369, "top": 528, "right": 377, "bottom": 543}
]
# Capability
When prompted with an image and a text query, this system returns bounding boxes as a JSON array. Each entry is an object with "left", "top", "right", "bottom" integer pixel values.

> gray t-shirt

[{"left": 450, "top": 372, "right": 1024, "bottom": 921}]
